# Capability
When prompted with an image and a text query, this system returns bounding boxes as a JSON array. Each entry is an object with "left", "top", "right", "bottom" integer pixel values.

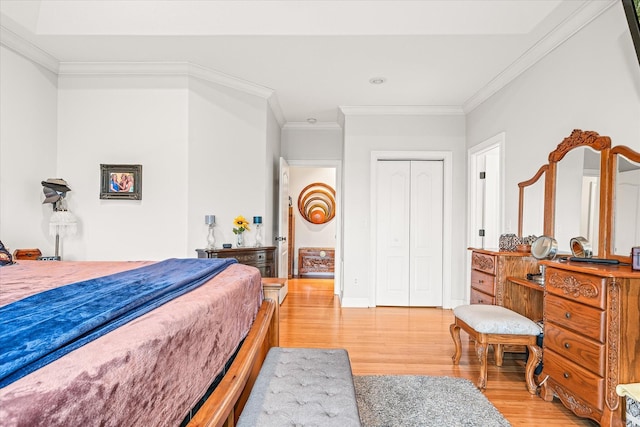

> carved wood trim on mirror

[
  {"left": 547, "top": 129, "right": 611, "bottom": 257},
  {"left": 518, "top": 129, "right": 639, "bottom": 261}
]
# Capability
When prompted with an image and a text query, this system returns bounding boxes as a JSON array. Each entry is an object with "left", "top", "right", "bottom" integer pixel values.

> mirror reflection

[
  {"left": 519, "top": 166, "right": 546, "bottom": 238},
  {"left": 555, "top": 147, "right": 600, "bottom": 254},
  {"left": 613, "top": 153, "right": 640, "bottom": 256}
]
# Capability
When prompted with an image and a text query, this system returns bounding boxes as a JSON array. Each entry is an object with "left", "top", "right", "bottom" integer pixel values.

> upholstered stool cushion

[
  {"left": 237, "top": 347, "right": 361, "bottom": 427},
  {"left": 453, "top": 304, "right": 542, "bottom": 336}
]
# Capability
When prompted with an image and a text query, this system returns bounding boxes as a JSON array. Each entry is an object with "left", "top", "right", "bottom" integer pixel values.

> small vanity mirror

[
  {"left": 611, "top": 146, "right": 640, "bottom": 259},
  {"left": 531, "top": 235, "right": 558, "bottom": 260},
  {"left": 570, "top": 236, "right": 592, "bottom": 258}
]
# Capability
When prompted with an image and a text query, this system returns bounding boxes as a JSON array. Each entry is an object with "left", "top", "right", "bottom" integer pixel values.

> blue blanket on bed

[{"left": 0, "top": 258, "right": 237, "bottom": 387}]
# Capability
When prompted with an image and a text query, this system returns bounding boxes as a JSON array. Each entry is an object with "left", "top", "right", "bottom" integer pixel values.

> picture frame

[{"left": 100, "top": 164, "right": 142, "bottom": 200}]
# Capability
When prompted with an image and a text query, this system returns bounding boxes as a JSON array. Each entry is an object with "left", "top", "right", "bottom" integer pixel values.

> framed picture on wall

[{"left": 100, "top": 164, "right": 142, "bottom": 200}]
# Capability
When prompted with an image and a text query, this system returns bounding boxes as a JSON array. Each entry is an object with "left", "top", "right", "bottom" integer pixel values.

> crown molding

[
  {"left": 58, "top": 61, "right": 278, "bottom": 100},
  {"left": 463, "top": 0, "right": 617, "bottom": 113},
  {"left": 283, "top": 122, "right": 342, "bottom": 130},
  {"left": 339, "top": 105, "right": 464, "bottom": 116},
  {"left": 267, "top": 95, "right": 286, "bottom": 127},
  {"left": 0, "top": 25, "right": 59, "bottom": 73}
]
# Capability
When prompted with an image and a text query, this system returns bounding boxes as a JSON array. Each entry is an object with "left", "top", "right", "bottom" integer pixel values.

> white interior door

[
  {"left": 468, "top": 135, "right": 503, "bottom": 250},
  {"left": 376, "top": 160, "right": 443, "bottom": 306},
  {"left": 410, "top": 160, "right": 443, "bottom": 306},
  {"left": 376, "top": 161, "right": 411, "bottom": 305},
  {"left": 277, "top": 157, "right": 290, "bottom": 278}
]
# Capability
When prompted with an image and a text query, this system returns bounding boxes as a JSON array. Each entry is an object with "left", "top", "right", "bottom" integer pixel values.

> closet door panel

[
  {"left": 376, "top": 161, "right": 411, "bottom": 306},
  {"left": 410, "top": 160, "right": 444, "bottom": 307}
]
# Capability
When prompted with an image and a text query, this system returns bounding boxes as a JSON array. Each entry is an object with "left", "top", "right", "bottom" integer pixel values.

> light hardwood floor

[{"left": 279, "top": 278, "right": 597, "bottom": 427}]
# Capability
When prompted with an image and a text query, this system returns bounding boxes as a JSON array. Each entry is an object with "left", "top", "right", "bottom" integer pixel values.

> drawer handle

[
  {"left": 478, "top": 279, "right": 484, "bottom": 284},
  {"left": 563, "top": 372, "right": 570, "bottom": 379},
  {"left": 564, "top": 342, "right": 570, "bottom": 349},
  {"left": 565, "top": 312, "right": 571, "bottom": 319}
]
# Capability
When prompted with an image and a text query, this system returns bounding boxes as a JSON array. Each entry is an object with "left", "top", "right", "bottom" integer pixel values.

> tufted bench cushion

[
  {"left": 453, "top": 304, "right": 542, "bottom": 336},
  {"left": 237, "top": 347, "right": 361, "bottom": 427}
]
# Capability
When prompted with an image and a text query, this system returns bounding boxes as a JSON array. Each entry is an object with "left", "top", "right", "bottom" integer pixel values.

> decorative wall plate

[{"left": 297, "top": 182, "right": 336, "bottom": 224}]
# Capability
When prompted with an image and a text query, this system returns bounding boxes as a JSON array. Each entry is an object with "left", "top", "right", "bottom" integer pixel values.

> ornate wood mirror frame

[
  {"left": 517, "top": 129, "right": 612, "bottom": 255},
  {"left": 547, "top": 129, "right": 611, "bottom": 257},
  {"left": 518, "top": 129, "right": 640, "bottom": 262}
]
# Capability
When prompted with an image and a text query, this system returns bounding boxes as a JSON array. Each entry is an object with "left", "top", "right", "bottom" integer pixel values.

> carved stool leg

[
  {"left": 450, "top": 322, "right": 462, "bottom": 365},
  {"left": 475, "top": 339, "right": 489, "bottom": 390},
  {"left": 524, "top": 344, "right": 542, "bottom": 395},
  {"left": 495, "top": 344, "right": 504, "bottom": 367}
]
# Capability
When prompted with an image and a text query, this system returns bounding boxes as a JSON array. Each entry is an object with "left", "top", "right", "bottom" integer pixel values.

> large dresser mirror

[{"left": 518, "top": 129, "right": 639, "bottom": 262}]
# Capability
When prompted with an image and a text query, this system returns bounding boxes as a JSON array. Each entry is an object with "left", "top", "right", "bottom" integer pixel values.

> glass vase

[{"left": 236, "top": 232, "right": 245, "bottom": 247}]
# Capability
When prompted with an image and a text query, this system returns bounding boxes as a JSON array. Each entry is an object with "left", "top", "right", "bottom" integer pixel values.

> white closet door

[
  {"left": 410, "top": 160, "right": 443, "bottom": 307},
  {"left": 376, "top": 160, "right": 443, "bottom": 306},
  {"left": 376, "top": 161, "right": 411, "bottom": 306}
]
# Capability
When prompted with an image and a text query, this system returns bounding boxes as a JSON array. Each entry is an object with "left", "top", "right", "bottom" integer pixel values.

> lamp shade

[{"left": 49, "top": 210, "right": 78, "bottom": 237}]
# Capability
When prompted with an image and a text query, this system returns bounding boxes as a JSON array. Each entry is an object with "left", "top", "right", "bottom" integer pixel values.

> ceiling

[{"left": 0, "top": 1, "right": 616, "bottom": 125}]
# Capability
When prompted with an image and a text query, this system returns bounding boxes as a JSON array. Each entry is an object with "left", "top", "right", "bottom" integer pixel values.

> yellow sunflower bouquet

[{"left": 232, "top": 215, "right": 250, "bottom": 234}]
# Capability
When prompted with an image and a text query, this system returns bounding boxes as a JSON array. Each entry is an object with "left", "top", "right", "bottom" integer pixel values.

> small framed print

[{"left": 100, "top": 164, "right": 142, "bottom": 200}]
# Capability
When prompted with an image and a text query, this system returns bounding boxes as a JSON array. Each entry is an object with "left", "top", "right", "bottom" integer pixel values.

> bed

[{"left": 0, "top": 259, "right": 278, "bottom": 427}]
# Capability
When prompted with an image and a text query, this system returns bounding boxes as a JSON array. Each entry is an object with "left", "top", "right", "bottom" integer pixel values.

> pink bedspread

[{"left": 0, "top": 260, "right": 263, "bottom": 426}]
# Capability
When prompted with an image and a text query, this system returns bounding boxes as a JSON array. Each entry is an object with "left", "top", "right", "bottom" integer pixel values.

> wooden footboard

[{"left": 188, "top": 298, "right": 277, "bottom": 427}]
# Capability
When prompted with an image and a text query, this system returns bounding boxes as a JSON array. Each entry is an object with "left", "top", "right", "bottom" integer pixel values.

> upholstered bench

[
  {"left": 450, "top": 304, "right": 542, "bottom": 394},
  {"left": 237, "top": 347, "right": 361, "bottom": 427}
]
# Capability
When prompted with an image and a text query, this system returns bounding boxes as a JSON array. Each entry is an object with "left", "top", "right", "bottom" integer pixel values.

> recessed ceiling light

[
  {"left": 369, "top": 77, "right": 386, "bottom": 85},
  {"left": 307, "top": 118, "right": 317, "bottom": 124}
]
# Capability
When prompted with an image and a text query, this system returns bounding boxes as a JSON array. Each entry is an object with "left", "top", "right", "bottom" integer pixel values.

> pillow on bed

[{"left": 0, "top": 240, "right": 14, "bottom": 266}]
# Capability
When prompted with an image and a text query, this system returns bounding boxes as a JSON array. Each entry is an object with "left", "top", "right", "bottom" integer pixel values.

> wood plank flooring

[{"left": 279, "top": 278, "right": 597, "bottom": 427}]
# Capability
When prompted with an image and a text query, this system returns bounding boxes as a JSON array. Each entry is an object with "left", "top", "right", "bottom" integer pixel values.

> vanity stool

[{"left": 450, "top": 304, "right": 542, "bottom": 394}]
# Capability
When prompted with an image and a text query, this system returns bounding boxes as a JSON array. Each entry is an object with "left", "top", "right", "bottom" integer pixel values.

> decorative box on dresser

[
  {"left": 196, "top": 246, "right": 277, "bottom": 278},
  {"left": 469, "top": 249, "right": 540, "bottom": 313},
  {"left": 540, "top": 260, "right": 640, "bottom": 427}
]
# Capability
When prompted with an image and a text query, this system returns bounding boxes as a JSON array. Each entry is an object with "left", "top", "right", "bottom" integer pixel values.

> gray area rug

[{"left": 354, "top": 375, "right": 511, "bottom": 427}]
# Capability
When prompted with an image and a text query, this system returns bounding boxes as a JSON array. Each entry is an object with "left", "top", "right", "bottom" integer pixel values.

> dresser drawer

[
  {"left": 471, "top": 269, "right": 496, "bottom": 296},
  {"left": 544, "top": 323, "right": 605, "bottom": 376},
  {"left": 470, "top": 287, "right": 495, "bottom": 305},
  {"left": 233, "top": 251, "right": 273, "bottom": 264},
  {"left": 543, "top": 349, "right": 604, "bottom": 411},
  {"left": 471, "top": 252, "right": 496, "bottom": 275},
  {"left": 545, "top": 294, "right": 605, "bottom": 342},
  {"left": 546, "top": 268, "right": 606, "bottom": 310}
]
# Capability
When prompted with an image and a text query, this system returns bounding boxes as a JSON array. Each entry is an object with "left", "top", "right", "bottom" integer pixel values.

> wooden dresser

[
  {"left": 196, "top": 246, "right": 277, "bottom": 278},
  {"left": 469, "top": 249, "right": 540, "bottom": 311},
  {"left": 540, "top": 260, "right": 640, "bottom": 427}
]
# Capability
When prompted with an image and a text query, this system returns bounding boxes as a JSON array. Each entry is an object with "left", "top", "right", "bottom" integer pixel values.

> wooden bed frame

[{"left": 188, "top": 286, "right": 280, "bottom": 427}]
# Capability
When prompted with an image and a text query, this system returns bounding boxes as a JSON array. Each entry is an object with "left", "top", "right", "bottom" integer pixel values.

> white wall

[
  {"left": 341, "top": 113, "right": 466, "bottom": 307},
  {"left": 282, "top": 125, "right": 342, "bottom": 161},
  {"left": 0, "top": 46, "right": 58, "bottom": 254},
  {"left": 1, "top": 53, "right": 277, "bottom": 261},
  {"left": 187, "top": 78, "right": 269, "bottom": 253},
  {"left": 467, "top": 3, "right": 640, "bottom": 243},
  {"left": 266, "top": 105, "right": 281, "bottom": 247},
  {"left": 57, "top": 75, "right": 190, "bottom": 261},
  {"left": 290, "top": 167, "right": 337, "bottom": 275}
]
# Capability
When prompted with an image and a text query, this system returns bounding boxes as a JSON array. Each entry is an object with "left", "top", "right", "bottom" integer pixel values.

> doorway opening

[{"left": 286, "top": 160, "right": 342, "bottom": 296}]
